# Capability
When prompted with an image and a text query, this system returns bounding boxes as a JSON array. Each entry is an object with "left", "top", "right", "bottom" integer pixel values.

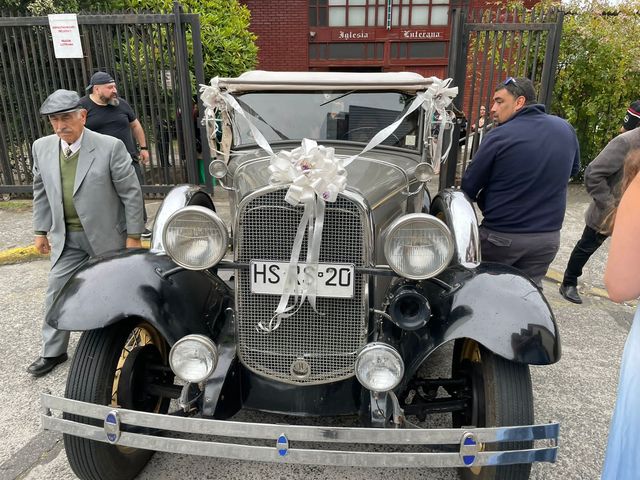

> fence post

[
  {"left": 189, "top": 14, "right": 213, "bottom": 194},
  {"left": 440, "top": 7, "right": 466, "bottom": 190},
  {"left": 172, "top": 1, "right": 198, "bottom": 186},
  {"left": 539, "top": 10, "right": 564, "bottom": 108}
]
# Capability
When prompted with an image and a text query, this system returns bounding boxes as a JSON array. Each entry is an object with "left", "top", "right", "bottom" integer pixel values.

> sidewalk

[{"left": 0, "top": 185, "right": 609, "bottom": 298}]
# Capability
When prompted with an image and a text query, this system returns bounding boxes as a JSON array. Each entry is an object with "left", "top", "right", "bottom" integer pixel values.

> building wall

[{"left": 240, "top": 0, "right": 309, "bottom": 71}]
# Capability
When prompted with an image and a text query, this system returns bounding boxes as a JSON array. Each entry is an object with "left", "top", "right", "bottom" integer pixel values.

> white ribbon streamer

[
  {"left": 261, "top": 139, "right": 346, "bottom": 332},
  {"left": 200, "top": 77, "right": 274, "bottom": 157},
  {"left": 200, "top": 76, "right": 457, "bottom": 333},
  {"left": 342, "top": 77, "right": 458, "bottom": 168}
]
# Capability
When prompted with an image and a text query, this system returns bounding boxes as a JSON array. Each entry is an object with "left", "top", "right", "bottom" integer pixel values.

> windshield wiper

[
  {"left": 235, "top": 97, "right": 290, "bottom": 141},
  {"left": 319, "top": 90, "right": 355, "bottom": 107}
]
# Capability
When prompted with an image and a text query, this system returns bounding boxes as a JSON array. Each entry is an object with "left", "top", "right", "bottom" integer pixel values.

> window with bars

[{"left": 309, "top": 0, "right": 449, "bottom": 27}]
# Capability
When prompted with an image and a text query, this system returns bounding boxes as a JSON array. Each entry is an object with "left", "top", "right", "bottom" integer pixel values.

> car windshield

[{"left": 231, "top": 91, "right": 421, "bottom": 151}]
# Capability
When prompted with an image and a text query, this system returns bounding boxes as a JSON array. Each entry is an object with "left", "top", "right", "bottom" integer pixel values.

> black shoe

[
  {"left": 141, "top": 228, "right": 152, "bottom": 239},
  {"left": 27, "top": 353, "right": 68, "bottom": 377},
  {"left": 559, "top": 284, "right": 582, "bottom": 304}
]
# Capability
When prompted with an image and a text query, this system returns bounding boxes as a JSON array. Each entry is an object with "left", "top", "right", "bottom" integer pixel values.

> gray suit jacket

[
  {"left": 584, "top": 128, "right": 640, "bottom": 233},
  {"left": 32, "top": 128, "right": 144, "bottom": 266}
]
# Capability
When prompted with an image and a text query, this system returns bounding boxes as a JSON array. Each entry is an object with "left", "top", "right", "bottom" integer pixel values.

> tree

[
  {"left": 122, "top": 0, "right": 257, "bottom": 79},
  {"left": 551, "top": 0, "right": 640, "bottom": 169}
]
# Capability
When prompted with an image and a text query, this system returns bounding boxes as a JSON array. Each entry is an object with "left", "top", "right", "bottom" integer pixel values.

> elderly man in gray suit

[{"left": 28, "top": 89, "right": 144, "bottom": 377}]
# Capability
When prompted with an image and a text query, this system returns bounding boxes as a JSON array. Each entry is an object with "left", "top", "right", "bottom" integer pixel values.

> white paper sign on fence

[{"left": 48, "top": 14, "right": 83, "bottom": 59}]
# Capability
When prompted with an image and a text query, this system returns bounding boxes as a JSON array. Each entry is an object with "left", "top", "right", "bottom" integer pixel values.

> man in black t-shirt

[{"left": 80, "top": 71, "right": 150, "bottom": 235}]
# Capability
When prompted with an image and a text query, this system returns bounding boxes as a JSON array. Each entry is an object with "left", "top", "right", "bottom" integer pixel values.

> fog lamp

[
  {"left": 169, "top": 335, "right": 218, "bottom": 383},
  {"left": 355, "top": 343, "right": 404, "bottom": 393}
]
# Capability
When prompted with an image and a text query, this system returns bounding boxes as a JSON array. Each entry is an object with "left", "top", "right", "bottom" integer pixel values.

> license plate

[{"left": 250, "top": 261, "right": 354, "bottom": 298}]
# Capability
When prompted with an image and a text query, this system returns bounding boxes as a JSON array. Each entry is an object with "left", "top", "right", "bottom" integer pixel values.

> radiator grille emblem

[{"left": 290, "top": 358, "right": 311, "bottom": 379}]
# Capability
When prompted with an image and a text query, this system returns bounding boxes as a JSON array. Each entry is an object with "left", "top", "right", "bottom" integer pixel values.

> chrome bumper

[{"left": 41, "top": 393, "right": 559, "bottom": 468}]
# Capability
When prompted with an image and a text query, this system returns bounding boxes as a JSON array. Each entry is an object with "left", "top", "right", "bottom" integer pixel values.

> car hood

[{"left": 229, "top": 143, "right": 421, "bottom": 208}]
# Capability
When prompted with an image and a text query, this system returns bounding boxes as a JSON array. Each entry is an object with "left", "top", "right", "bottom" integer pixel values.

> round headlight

[
  {"left": 163, "top": 206, "right": 228, "bottom": 270},
  {"left": 355, "top": 343, "right": 404, "bottom": 393},
  {"left": 169, "top": 335, "right": 218, "bottom": 383},
  {"left": 384, "top": 213, "right": 453, "bottom": 280}
]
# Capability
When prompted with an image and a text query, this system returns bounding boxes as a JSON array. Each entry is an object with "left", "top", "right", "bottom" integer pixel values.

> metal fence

[
  {"left": 0, "top": 3, "right": 211, "bottom": 195},
  {"left": 441, "top": 6, "right": 564, "bottom": 189}
]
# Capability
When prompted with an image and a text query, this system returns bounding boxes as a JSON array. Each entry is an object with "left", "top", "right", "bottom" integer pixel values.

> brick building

[{"left": 239, "top": 0, "right": 536, "bottom": 78}]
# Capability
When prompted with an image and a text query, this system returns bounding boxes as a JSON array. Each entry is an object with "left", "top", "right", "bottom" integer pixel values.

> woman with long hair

[{"left": 601, "top": 147, "right": 640, "bottom": 479}]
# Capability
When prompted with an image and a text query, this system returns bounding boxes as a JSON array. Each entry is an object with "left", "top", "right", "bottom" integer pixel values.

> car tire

[
  {"left": 63, "top": 321, "right": 171, "bottom": 480},
  {"left": 452, "top": 338, "right": 534, "bottom": 480}
]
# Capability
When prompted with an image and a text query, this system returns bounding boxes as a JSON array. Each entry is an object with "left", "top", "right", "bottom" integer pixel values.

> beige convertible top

[{"left": 213, "top": 70, "right": 436, "bottom": 93}]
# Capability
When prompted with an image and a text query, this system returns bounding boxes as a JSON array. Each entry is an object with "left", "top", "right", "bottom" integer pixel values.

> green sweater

[{"left": 59, "top": 148, "right": 83, "bottom": 232}]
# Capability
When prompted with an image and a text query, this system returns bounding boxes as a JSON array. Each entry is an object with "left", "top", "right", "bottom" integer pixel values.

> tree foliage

[
  {"left": 0, "top": 0, "right": 113, "bottom": 14},
  {"left": 551, "top": 0, "right": 640, "bottom": 169},
  {"left": 121, "top": 0, "right": 257, "bottom": 79}
]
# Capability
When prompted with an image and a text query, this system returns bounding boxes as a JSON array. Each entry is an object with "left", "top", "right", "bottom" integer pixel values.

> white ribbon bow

[
  {"left": 200, "top": 78, "right": 275, "bottom": 157},
  {"left": 420, "top": 77, "right": 458, "bottom": 171}
]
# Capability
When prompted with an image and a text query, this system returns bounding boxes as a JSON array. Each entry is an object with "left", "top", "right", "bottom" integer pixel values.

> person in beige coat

[{"left": 28, "top": 89, "right": 144, "bottom": 377}]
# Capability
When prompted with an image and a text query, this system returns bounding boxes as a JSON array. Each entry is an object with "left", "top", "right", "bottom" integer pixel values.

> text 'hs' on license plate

[{"left": 250, "top": 261, "right": 354, "bottom": 298}]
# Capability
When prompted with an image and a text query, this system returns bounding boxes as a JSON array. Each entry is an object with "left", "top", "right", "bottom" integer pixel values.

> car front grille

[{"left": 236, "top": 188, "right": 368, "bottom": 385}]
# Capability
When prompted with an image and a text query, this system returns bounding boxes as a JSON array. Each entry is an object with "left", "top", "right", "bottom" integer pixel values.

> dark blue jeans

[{"left": 562, "top": 225, "right": 608, "bottom": 287}]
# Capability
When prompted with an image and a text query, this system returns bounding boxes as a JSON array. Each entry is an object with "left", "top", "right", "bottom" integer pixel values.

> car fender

[
  {"left": 430, "top": 188, "right": 481, "bottom": 268},
  {"left": 47, "top": 249, "right": 231, "bottom": 346},
  {"left": 399, "top": 263, "right": 560, "bottom": 382}
]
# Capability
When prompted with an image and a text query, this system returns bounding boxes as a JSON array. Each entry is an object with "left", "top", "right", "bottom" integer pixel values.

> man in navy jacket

[{"left": 461, "top": 77, "right": 580, "bottom": 286}]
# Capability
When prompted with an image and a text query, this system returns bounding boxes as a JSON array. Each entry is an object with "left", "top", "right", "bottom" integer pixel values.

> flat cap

[
  {"left": 86, "top": 71, "right": 115, "bottom": 91},
  {"left": 39, "top": 89, "right": 82, "bottom": 116}
]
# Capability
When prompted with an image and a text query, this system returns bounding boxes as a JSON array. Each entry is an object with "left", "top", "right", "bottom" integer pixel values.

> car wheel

[
  {"left": 452, "top": 338, "right": 534, "bottom": 480},
  {"left": 63, "top": 320, "right": 172, "bottom": 480}
]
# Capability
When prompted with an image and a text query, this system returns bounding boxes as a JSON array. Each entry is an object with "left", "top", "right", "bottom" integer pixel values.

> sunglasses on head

[{"left": 502, "top": 77, "right": 524, "bottom": 97}]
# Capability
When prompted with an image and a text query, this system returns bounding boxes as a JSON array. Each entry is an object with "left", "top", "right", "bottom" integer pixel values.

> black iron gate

[
  {"left": 0, "top": 3, "right": 212, "bottom": 195},
  {"left": 441, "top": 6, "right": 564, "bottom": 189}
]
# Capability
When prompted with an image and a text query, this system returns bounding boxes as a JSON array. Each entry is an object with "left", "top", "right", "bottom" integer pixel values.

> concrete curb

[
  {"left": 545, "top": 267, "right": 613, "bottom": 302},
  {"left": 0, "top": 245, "right": 48, "bottom": 265},
  {"left": 0, "top": 240, "right": 151, "bottom": 267}
]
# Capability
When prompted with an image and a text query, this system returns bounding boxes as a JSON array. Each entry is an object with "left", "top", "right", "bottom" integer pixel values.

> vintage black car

[{"left": 41, "top": 71, "right": 560, "bottom": 480}]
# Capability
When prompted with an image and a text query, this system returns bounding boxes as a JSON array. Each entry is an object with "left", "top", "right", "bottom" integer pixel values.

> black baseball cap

[
  {"left": 623, "top": 100, "right": 640, "bottom": 131},
  {"left": 85, "top": 71, "right": 115, "bottom": 92}
]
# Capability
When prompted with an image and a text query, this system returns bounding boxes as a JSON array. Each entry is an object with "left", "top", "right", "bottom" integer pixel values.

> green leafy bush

[{"left": 551, "top": 0, "right": 640, "bottom": 171}]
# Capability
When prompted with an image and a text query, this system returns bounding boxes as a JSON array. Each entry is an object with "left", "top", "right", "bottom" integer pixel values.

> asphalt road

[{"left": 0, "top": 185, "right": 635, "bottom": 480}]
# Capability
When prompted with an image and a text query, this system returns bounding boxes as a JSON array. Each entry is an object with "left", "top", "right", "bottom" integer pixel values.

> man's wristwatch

[{"left": 139, "top": 146, "right": 148, "bottom": 150}]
